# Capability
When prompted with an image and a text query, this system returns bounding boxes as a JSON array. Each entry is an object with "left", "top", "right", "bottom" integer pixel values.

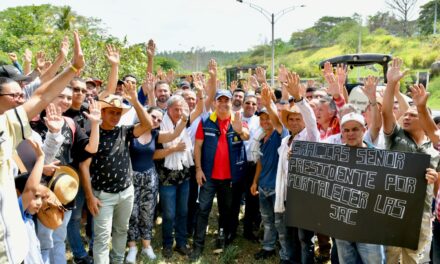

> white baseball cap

[{"left": 340, "top": 112, "right": 365, "bottom": 127}]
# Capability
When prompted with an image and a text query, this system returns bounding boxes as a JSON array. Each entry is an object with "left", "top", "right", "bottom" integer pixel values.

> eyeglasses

[
  {"left": 244, "top": 101, "right": 257, "bottom": 106},
  {"left": 72, "top": 87, "right": 87, "bottom": 94},
  {"left": 0, "top": 92, "right": 25, "bottom": 100},
  {"left": 151, "top": 114, "right": 162, "bottom": 123}
]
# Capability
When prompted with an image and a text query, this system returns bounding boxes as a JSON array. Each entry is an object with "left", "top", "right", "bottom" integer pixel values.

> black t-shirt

[
  {"left": 31, "top": 116, "right": 91, "bottom": 167},
  {"left": 90, "top": 125, "right": 135, "bottom": 193},
  {"left": 64, "top": 104, "right": 91, "bottom": 134}
]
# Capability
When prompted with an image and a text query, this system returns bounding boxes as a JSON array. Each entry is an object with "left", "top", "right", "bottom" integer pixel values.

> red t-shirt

[{"left": 196, "top": 117, "right": 232, "bottom": 180}]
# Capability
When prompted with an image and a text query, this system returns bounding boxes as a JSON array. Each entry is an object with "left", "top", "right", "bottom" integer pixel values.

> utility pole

[{"left": 236, "top": 0, "right": 305, "bottom": 86}]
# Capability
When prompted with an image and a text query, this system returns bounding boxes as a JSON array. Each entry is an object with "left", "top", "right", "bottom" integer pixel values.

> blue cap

[
  {"left": 215, "top": 90, "right": 232, "bottom": 100},
  {"left": 179, "top": 80, "right": 191, "bottom": 89}
]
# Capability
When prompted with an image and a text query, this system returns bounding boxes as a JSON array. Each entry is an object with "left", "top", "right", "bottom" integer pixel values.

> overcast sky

[{"left": 1, "top": 0, "right": 431, "bottom": 52}]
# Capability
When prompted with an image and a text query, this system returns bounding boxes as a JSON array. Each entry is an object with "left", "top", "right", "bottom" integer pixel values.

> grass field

[{"left": 66, "top": 197, "right": 283, "bottom": 264}]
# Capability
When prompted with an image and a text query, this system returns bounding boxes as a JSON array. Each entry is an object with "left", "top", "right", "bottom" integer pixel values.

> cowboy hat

[
  {"left": 98, "top": 94, "right": 131, "bottom": 115},
  {"left": 280, "top": 105, "right": 302, "bottom": 127},
  {"left": 37, "top": 186, "right": 65, "bottom": 230},
  {"left": 48, "top": 165, "right": 79, "bottom": 205}
]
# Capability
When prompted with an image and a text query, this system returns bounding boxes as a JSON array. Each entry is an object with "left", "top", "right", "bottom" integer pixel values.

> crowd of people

[{"left": 1, "top": 31, "right": 440, "bottom": 264}]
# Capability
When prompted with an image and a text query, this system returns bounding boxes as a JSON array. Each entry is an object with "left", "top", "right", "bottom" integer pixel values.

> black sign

[{"left": 286, "top": 141, "right": 430, "bottom": 250}]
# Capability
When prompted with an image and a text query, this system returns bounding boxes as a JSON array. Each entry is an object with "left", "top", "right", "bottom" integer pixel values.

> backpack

[{"left": 63, "top": 116, "right": 76, "bottom": 144}]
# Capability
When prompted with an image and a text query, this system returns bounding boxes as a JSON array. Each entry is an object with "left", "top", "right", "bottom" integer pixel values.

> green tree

[
  {"left": 418, "top": 0, "right": 440, "bottom": 35},
  {"left": 367, "top": 11, "right": 402, "bottom": 35}
]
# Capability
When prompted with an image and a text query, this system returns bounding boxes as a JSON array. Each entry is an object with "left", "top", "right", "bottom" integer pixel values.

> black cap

[{"left": 0, "top": 65, "right": 32, "bottom": 82}]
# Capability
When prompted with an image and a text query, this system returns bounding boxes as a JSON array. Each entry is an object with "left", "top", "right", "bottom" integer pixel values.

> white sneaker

[
  {"left": 126, "top": 246, "right": 138, "bottom": 263},
  {"left": 141, "top": 246, "right": 157, "bottom": 260}
]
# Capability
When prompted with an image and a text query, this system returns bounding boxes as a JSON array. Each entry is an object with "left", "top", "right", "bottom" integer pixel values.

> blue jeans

[
  {"left": 336, "top": 239, "right": 385, "bottom": 264},
  {"left": 159, "top": 179, "right": 189, "bottom": 248},
  {"left": 274, "top": 212, "right": 293, "bottom": 260},
  {"left": 259, "top": 187, "right": 277, "bottom": 251},
  {"left": 38, "top": 210, "right": 72, "bottom": 264},
  {"left": 67, "top": 187, "right": 91, "bottom": 259}
]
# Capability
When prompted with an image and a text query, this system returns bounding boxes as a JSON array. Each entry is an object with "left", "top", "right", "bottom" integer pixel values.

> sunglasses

[{"left": 72, "top": 87, "right": 87, "bottom": 94}]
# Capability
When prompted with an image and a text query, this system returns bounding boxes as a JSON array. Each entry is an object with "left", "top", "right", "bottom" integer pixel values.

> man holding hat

[
  {"left": 274, "top": 72, "right": 319, "bottom": 264},
  {"left": 80, "top": 81, "right": 152, "bottom": 264},
  {"left": 0, "top": 31, "right": 84, "bottom": 264},
  {"left": 30, "top": 84, "right": 101, "bottom": 264},
  {"left": 190, "top": 89, "right": 249, "bottom": 261}
]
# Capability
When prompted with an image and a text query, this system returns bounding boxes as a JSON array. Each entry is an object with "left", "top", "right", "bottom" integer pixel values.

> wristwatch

[{"left": 294, "top": 96, "right": 304, "bottom": 103}]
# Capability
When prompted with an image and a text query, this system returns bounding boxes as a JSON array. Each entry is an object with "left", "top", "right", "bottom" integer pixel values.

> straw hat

[
  {"left": 37, "top": 186, "right": 65, "bottom": 230},
  {"left": 48, "top": 165, "right": 79, "bottom": 205},
  {"left": 98, "top": 94, "right": 131, "bottom": 115},
  {"left": 280, "top": 105, "right": 302, "bottom": 127}
]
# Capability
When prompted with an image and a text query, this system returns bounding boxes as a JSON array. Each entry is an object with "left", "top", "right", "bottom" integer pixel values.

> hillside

[{"left": 231, "top": 32, "right": 440, "bottom": 108}]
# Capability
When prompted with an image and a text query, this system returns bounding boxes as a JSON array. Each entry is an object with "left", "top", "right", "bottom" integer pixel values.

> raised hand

[
  {"left": 71, "top": 31, "right": 85, "bottom": 70},
  {"left": 8, "top": 53, "right": 17, "bottom": 62},
  {"left": 43, "top": 61, "right": 52, "bottom": 72},
  {"left": 362, "top": 75, "right": 379, "bottom": 103},
  {"left": 256, "top": 67, "right": 267, "bottom": 84},
  {"left": 60, "top": 36, "right": 69, "bottom": 59},
  {"left": 166, "top": 69, "right": 175, "bottom": 84},
  {"left": 242, "top": 80, "right": 249, "bottom": 92},
  {"left": 122, "top": 81, "right": 138, "bottom": 103},
  {"left": 208, "top": 59, "right": 217, "bottom": 77},
  {"left": 36, "top": 51, "right": 46, "bottom": 70},
  {"left": 323, "top": 63, "right": 341, "bottom": 98},
  {"left": 336, "top": 63, "right": 347, "bottom": 87},
  {"left": 409, "top": 83, "right": 429, "bottom": 107},
  {"left": 230, "top": 80, "right": 238, "bottom": 92},
  {"left": 44, "top": 103, "right": 64, "bottom": 133},
  {"left": 156, "top": 67, "right": 166, "bottom": 81},
  {"left": 83, "top": 99, "right": 101, "bottom": 124},
  {"left": 23, "top": 49, "right": 32, "bottom": 63},
  {"left": 286, "top": 71, "right": 302, "bottom": 100},
  {"left": 249, "top": 75, "right": 259, "bottom": 90},
  {"left": 260, "top": 83, "right": 272, "bottom": 107},
  {"left": 193, "top": 74, "right": 204, "bottom": 92},
  {"left": 278, "top": 64, "right": 288, "bottom": 83},
  {"left": 231, "top": 111, "right": 244, "bottom": 134},
  {"left": 322, "top": 61, "right": 333, "bottom": 77},
  {"left": 142, "top": 72, "right": 156, "bottom": 95},
  {"left": 146, "top": 39, "right": 156, "bottom": 58},
  {"left": 105, "top": 44, "right": 120, "bottom": 66},
  {"left": 27, "top": 139, "right": 44, "bottom": 159},
  {"left": 387, "top": 58, "right": 407, "bottom": 85}
]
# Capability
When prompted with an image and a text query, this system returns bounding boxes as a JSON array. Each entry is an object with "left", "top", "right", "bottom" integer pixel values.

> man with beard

[
  {"left": 232, "top": 88, "right": 245, "bottom": 112},
  {"left": 152, "top": 81, "right": 171, "bottom": 111}
]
